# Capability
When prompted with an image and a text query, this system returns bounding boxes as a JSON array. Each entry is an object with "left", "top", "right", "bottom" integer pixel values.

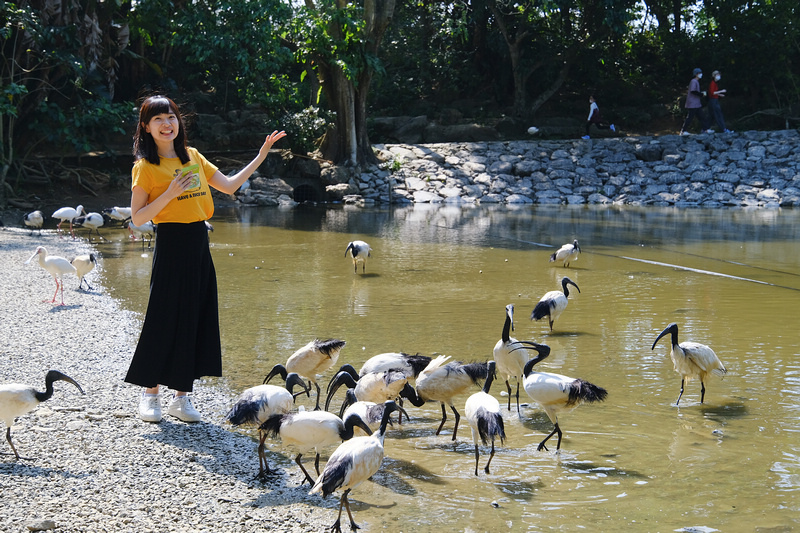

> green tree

[{"left": 287, "top": 0, "right": 396, "bottom": 165}]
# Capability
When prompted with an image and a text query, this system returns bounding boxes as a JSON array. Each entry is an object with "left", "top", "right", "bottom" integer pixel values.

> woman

[
  {"left": 679, "top": 68, "right": 713, "bottom": 136},
  {"left": 125, "top": 95, "right": 286, "bottom": 423},
  {"left": 708, "top": 70, "right": 732, "bottom": 133}
]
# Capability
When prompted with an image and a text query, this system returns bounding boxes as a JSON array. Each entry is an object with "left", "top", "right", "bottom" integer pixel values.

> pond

[{"left": 98, "top": 204, "right": 800, "bottom": 532}]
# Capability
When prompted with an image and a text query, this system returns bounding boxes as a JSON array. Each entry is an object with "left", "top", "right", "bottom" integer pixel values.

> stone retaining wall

[{"left": 329, "top": 129, "right": 800, "bottom": 207}]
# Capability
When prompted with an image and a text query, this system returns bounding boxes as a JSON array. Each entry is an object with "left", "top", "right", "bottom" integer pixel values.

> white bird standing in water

[
  {"left": 550, "top": 239, "right": 581, "bottom": 267},
  {"left": 0, "top": 370, "right": 84, "bottom": 460},
  {"left": 23, "top": 211, "right": 44, "bottom": 235},
  {"left": 264, "top": 339, "right": 347, "bottom": 410},
  {"left": 102, "top": 206, "right": 132, "bottom": 224},
  {"left": 309, "top": 401, "right": 406, "bottom": 533},
  {"left": 71, "top": 253, "right": 97, "bottom": 291},
  {"left": 259, "top": 410, "right": 372, "bottom": 485},
  {"left": 344, "top": 240, "right": 372, "bottom": 274},
  {"left": 126, "top": 219, "right": 156, "bottom": 251},
  {"left": 651, "top": 322, "right": 727, "bottom": 405},
  {"left": 464, "top": 360, "right": 506, "bottom": 476},
  {"left": 25, "top": 246, "right": 77, "bottom": 305},
  {"left": 400, "top": 355, "right": 489, "bottom": 440},
  {"left": 521, "top": 343, "right": 608, "bottom": 451},
  {"left": 493, "top": 304, "right": 540, "bottom": 412},
  {"left": 73, "top": 212, "right": 106, "bottom": 241},
  {"left": 51, "top": 205, "right": 84, "bottom": 238},
  {"left": 225, "top": 373, "right": 309, "bottom": 479},
  {"left": 531, "top": 277, "right": 581, "bottom": 332}
]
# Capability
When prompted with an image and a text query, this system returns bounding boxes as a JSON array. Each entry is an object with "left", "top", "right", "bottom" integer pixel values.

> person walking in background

[
  {"left": 125, "top": 95, "right": 286, "bottom": 423},
  {"left": 679, "top": 68, "right": 713, "bottom": 136},
  {"left": 708, "top": 70, "right": 733, "bottom": 133},
  {"left": 582, "top": 95, "right": 615, "bottom": 139}
]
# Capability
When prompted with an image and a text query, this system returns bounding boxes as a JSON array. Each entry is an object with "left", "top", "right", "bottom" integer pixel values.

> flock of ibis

[
  {"left": 212, "top": 237, "right": 727, "bottom": 531},
  {"left": 8, "top": 214, "right": 731, "bottom": 531}
]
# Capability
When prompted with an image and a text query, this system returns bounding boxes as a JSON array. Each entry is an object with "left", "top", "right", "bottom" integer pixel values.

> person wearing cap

[
  {"left": 679, "top": 68, "right": 713, "bottom": 136},
  {"left": 708, "top": 70, "right": 733, "bottom": 133}
]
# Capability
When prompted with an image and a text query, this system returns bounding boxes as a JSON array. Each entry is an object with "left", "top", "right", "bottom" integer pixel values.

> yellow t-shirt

[{"left": 131, "top": 147, "right": 219, "bottom": 224}]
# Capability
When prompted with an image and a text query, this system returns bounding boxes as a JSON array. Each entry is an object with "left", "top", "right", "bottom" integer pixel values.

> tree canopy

[{"left": 1, "top": 0, "right": 798, "bottom": 199}]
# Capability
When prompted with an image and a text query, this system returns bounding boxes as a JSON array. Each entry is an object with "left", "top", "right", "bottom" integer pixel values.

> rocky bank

[{"left": 236, "top": 129, "right": 800, "bottom": 208}]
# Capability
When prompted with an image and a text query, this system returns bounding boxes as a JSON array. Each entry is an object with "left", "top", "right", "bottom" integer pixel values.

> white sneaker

[
  {"left": 138, "top": 393, "right": 162, "bottom": 423},
  {"left": 705, "top": 129, "right": 715, "bottom": 134},
  {"left": 167, "top": 395, "right": 202, "bottom": 423},
  {"left": 679, "top": 131, "right": 691, "bottom": 136},
  {"left": 581, "top": 135, "right": 591, "bottom": 140},
  {"left": 610, "top": 124, "right": 616, "bottom": 132}
]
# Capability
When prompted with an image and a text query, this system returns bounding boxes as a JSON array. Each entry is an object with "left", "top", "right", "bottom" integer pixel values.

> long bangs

[{"left": 133, "top": 95, "right": 190, "bottom": 165}]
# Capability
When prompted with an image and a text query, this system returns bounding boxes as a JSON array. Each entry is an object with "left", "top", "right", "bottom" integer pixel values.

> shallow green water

[{"left": 99, "top": 204, "right": 800, "bottom": 532}]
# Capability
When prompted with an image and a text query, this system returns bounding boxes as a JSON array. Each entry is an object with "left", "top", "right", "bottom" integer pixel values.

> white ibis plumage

[
  {"left": 71, "top": 253, "right": 97, "bottom": 291},
  {"left": 126, "top": 220, "right": 156, "bottom": 251},
  {"left": 340, "top": 390, "right": 386, "bottom": 436},
  {"left": 325, "top": 369, "right": 409, "bottom": 414},
  {"left": 264, "top": 339, "right": 346, "bottom": 410},
  {"left": 464, "top": 360, "right": 506, "bottom": 475},
  {"left": 651, "top": 322, "right": 727, "bottom": 405},
  {"left": 225, "top": 373, "right": 309, "bottom": 479},
  {"left": 259, "top": 410, "right": 372, "bottom": 485},
  {"left": 550, "top": 239, "right": 581, "bottom": 267},
  {"left": 25, "top": 246, "right": 77, "bottom": 305},
  {"left": 309, "top": 401, "right": 406, "bottom": 532},
  {"left": 23, "top": 211, "right": 44, "bottom": 235},
  {"left": 0, "top": 370, "right": 84, "bottom": 460},
  {"left": 344, "top": 240, "right": 372, "bottom": 274},
  {"left": 531, "top": 276, "right": 580, "bottom": 332},
  {"left": 73, "top": 212, "right": 105, "bottom": 241},
  {"left": 332, "top": 353, "right": 431, "bottom": 385},
  {"left": 493, "top": 304, "right": 540, "bottom": 412},
  {"left": 101, "top": 206, "right": 132, "bottom": 224},
  {"left": 51, "top": 205, "right": 85, "bottom": 238},
  {"left": 521, "top": 343, "right": 608, "bottom": 451},
  {"left": 400, "top": 355, "right": 489, "bottom": 441}
]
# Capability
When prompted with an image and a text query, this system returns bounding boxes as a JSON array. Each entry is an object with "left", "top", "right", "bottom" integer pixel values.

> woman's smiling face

[{"left": 145, "top": 112, "right": 180, "bottom": 144}]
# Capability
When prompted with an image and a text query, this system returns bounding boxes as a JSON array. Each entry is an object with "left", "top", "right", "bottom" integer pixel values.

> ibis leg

[
  {"left": 504, "top": 380, "right": 512, "bottom": 410},
  {"left": 676, "top": 378, "right": 686, "bottom": 405},
  {"left": 294, "top": 453, "right": 315, "bottom": 485},
  {"left": 700, "top": 380, "right": 706, "bottom": 404},
  {"left": 473, "top": 444, "right": 480, "bottom": 476},
  {"left": 450, "top": 405, "right": 461, "bottom": 441},
  {"left": 434, "top": 403, "right": 447, "bottom": 436},
  {"left": 342, "top": 489, "right": 360, "bottom": 531},
  {"left": 485, "top": 440, "right": 495, "bottom": 474}
]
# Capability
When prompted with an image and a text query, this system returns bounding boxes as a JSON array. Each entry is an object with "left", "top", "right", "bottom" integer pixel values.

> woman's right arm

[{"left": 130, "top": 175, "right": 192, "bottom": 226}]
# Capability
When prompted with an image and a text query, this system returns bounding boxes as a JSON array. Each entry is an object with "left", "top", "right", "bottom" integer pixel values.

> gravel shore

[{"left": 0, "top": 228, "right": 332, "bottom": 532}]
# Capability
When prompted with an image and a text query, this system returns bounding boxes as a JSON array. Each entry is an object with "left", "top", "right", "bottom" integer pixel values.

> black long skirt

[{"left": 125, "top": 221, "right": 222, "bottom": 391}]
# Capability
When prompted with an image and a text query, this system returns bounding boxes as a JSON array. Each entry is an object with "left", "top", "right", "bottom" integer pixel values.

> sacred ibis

[
  {"left": 550, "top": 239, "right": 581, "bottom": 267},
  {"left": 51, "top": 205, "right": 85, "bottom": 238},
  {"left": 73, "top": 212, "right": 106, "bottom": 241},
  {"left": 225, "top": 373, "right": 309, "bottom": 479},
  {"left": 400, "top": 355, "right": 489, "bottom": 441},
  {"left": 520, "top": 343, "right": 608, "bottom": 451},
  {"left": 332, "top": 353, "right": 431, "bottom": 385},
  {"left": 651, "top": 322, "right": 727, "bottom": 405},
  {"left": 0, "top": 370, "right": 84, "bottom": 460},
  {"left": 325, "top": 369, "right": 409, "bottom": 414},
  {"left": 309, "top": 401, "right": 407, "bottom": 532},
  {"left": 464, "top": 360, "right": 506, "bottom": 475},
  {"left": 493, "top": 304, "right": 540, "bottom": 412},
  {"left": 531, "top": 276, "right": 581, "bottom": 332},
  {"left": 23, "top": 211, "right": 44, "bottom": 235},
  {"left": 102, "top": 206, "right": 132, "bottom": 225},
  {"left": 25, "top": 246, "right": 77, "bottom": 305},
  {"left": 340, "top": 390, "right": 387, "bottom": 436},
  {"left": 344, "top": 240, "right": 372, "bottom": 274},
  {"left": 71, "top": 253, "right": 97, "bottom": 291},
  {"left": 126, "top": 220, "right": 155, "bottom": 251},
  {"left": 259, "top": 410, "right": 372, "bottom": 485},
  {"left": 264, "top": 339, "right": 346, "bottom": 410}
]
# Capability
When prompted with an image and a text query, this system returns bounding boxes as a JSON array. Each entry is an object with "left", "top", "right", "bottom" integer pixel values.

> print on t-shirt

[{"left": 176, "top": 164, "right": 202, "bottom": 193}]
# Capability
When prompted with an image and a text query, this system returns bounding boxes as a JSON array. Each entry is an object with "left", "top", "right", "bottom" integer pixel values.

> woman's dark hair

[{"left": 133, "top": 95, "right": 190, "bottom": 165}]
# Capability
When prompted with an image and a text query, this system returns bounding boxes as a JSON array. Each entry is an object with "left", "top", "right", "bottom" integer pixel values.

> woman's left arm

[{"left": 208, "top": 130, "right": 287, "bottom": 195}]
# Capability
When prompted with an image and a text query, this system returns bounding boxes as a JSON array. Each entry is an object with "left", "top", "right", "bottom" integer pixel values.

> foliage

[
  {"left": 0, "top": 0, "right": 131, "bottom": 202},
  {"left": 281, "top": 106, "right": 335, "bottom": 155}
]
